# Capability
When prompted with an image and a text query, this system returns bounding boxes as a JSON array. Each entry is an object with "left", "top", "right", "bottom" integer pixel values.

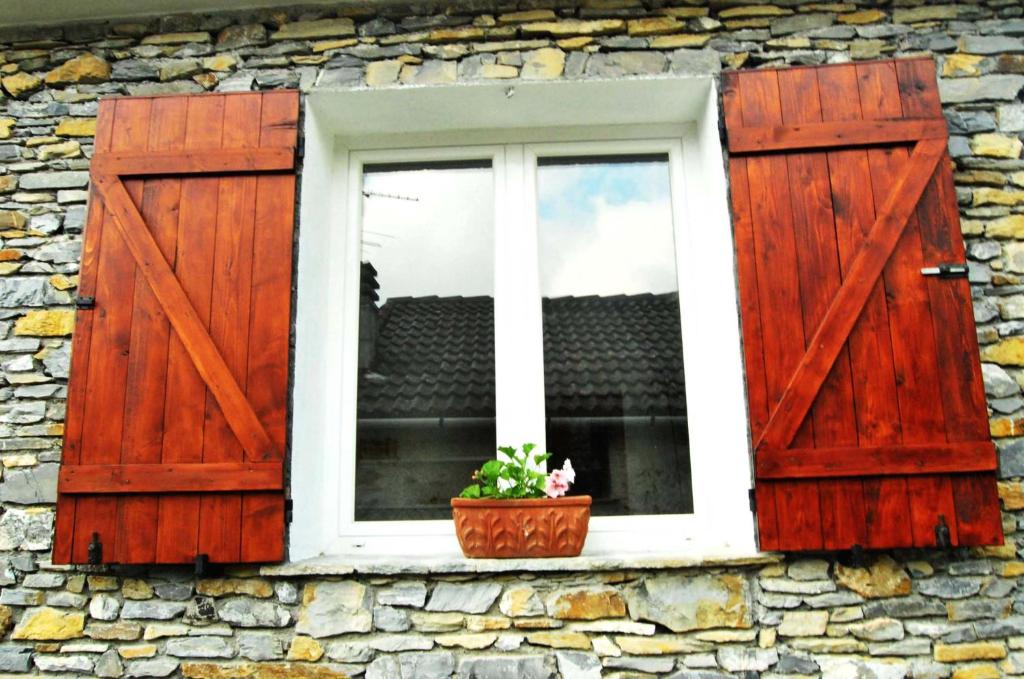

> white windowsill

[{"left": 261, "top": 549, "right": 780, "bottom": 577}]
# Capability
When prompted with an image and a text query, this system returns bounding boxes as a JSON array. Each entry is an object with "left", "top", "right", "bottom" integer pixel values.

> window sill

[{"left": 261, "top": 549, "right": 781, "bottom": 577}]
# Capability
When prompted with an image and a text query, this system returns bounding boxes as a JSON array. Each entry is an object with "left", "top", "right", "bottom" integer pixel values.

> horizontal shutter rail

[
  {"left": 757, "top": 441, "right": 997, "bottom": 479},
  {"left": 91, "top": 148, "right": 294, "bottom": 176},
  {"left": 728, "top": 118, "right": 947, "bottom": 154},
  {"left": 59, "top": 462, "right": 283, "bottom": 494}
]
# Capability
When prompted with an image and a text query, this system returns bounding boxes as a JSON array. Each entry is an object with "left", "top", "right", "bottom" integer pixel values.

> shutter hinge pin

[
  {"left": 87, "top": 532, "right": 102, "bottom": 565},
  {"left": 285, "top": 498, "right": 294, "bottom": 524},
  {"left": 747, "top": 488, "right": 756, "bottom": 513},
  {"left": 75, "top": 296, "right": 95, "bottom": 310},
  {"left": 935, "top": 515, "right": 952, "bottom": 549}
]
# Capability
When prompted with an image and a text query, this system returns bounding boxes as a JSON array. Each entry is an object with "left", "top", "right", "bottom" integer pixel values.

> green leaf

[
  {"left": 481, "top": 459, "right": 503, "bottom": 478},
  {"left": 523, "top": 442, "right": 536, "bottom": 454},
  {"left": 459, "top": 484, "right": 481, "bottom": 499}
]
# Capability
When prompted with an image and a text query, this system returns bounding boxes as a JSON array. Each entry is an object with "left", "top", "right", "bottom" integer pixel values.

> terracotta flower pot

[{"left": 451, "top": 495, "right": 592, "bottom": 558}]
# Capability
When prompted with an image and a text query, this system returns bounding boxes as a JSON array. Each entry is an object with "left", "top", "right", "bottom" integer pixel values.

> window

[{"left": 292, "top": 78, "right": 755, "bottom": 558}]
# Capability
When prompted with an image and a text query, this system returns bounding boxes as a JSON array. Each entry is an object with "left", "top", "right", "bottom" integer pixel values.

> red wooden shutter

[
  {"left": 53, "top": 91, "right": 298, "bottom": 564},
  {"left": 724, "top": 58, "right": 1004, "bottom": 551}
]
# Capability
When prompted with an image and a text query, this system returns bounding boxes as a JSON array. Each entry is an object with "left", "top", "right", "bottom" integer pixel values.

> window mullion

[{"left": 494, "top": 144, "right": 547, "bottom": 463}]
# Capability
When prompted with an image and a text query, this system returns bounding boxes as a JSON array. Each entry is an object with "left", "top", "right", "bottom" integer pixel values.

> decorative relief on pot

[{"left": 451, "top": 496, "right": 592, "bottom": 558}]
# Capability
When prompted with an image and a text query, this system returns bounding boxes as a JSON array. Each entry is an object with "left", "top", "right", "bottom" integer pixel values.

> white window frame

[{"left": 292, "top": 77, "right": 758, "bottom": 561}]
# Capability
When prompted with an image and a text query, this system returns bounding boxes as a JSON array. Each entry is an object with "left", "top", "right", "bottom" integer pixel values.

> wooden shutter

[
  {"left": 53, "top": 91, "right": 298, "bottom": 564},
  {"left": 724, "top": 58, "right": 1004, "bottom": 551}
]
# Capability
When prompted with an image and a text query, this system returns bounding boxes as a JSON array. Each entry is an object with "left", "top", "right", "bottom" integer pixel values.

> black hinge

[
  {"left": 285, "top": 498, "right": 294, "bottom": 524},
  {"left": 920, "top": 263, "right": 968, "bottom": 279},
  {"left": 75, "top": 296, "right": 95, "bottom": 310},
  {"left": 748, "top": 488, "right": 756, "bottom": 512},
  {"left": 87, "top": 532, "right": 102, "bottom": 565},
  {"left": 195, "top": 553, "right": 209, "bottom": 576}
]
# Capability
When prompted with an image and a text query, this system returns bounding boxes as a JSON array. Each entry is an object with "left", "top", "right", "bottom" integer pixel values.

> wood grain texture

[
  {"left": 53, "top": 91, "right": 298, "bottom": 565},
  {"left": 728, "top": 118, "right": 946, "bottom": 154},
  {"left": 757, "top": 442, "right": 997, "bottom": 479}
]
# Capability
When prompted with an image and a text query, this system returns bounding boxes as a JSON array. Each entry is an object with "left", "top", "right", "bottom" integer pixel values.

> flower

[
  {"left": 561, "top": 458, "right": 575, "bottom": 484},
  {"left": 545, "top": 469, "right": 570, "bottom": 498}
]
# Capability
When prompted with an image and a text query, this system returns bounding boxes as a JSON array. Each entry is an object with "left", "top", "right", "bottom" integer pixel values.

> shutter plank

[
  {"left": 240, "top": 91, "right": 298, "bottom": 562},
  {"left": 727, "top": 118, "right": 947, "bottom": 154},
  {"left": 116, "top": 97, "right": 188, "bottom": 564},
  {"left": 155, "top": 95, "right": 225, "bottom": 563}
]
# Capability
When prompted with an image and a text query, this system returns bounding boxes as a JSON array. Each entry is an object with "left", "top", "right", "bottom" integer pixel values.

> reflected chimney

[{"left": 359, "top": 262, "right": 380, "bottom": 371}]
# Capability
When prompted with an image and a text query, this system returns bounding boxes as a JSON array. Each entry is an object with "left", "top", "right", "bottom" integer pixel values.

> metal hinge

[
  {"left": 921, "top": 263, "right": 968, "bottom": 279},
  {"left": 748, "top": 488, "right": 756, "bottom": 513},
  {"left": 75, "top": 296, "right": 95, "bottom": 310},
  {"left": 87, "top": 532, "right": 102, "bottom": 565},
  {"left": 285, "top": 498, "right": 294, "bottom": 524}
]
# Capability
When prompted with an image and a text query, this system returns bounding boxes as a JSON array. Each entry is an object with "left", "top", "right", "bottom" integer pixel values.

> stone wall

[{"left": 0, "top": 0, "right": 1023, "bottom": 677}]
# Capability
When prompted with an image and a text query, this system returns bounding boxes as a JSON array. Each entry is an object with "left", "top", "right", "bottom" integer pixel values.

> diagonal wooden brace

[
  {"left": 93, "top": 173, "right": 279, "bottom": 463},
  {"left": 756, "top": 137, "right": 948, "bottom": 453}
]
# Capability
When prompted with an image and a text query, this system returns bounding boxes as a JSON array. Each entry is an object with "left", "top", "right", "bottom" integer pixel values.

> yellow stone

[
  {"left": 835, "top": 555, "right": 911, "bottom": 599},
  {"left": 953, "top": 666, "right": 1002, "bottom": 679},
  {"left": 767, "top": 37, "right": 811, "bottom": 49},
  {"left": 650, "top": 34, "right": 711, "bottom": 48},
  {"left": 973, "top": 188, "right": 1024, "bottom": 207},
  {"left": 466, "top": 615, "right": 512, "bottom": 631},
  {"left": 56, "top": 118, "right": 97, "bottom": 137},
  {"left": 0, "top": 175, "right": 16, "bottom": 193},
  {"left": 839, "top": 9, "right": 886, "bottom": 24},
  {"left": 556, "top": 37, "right": 593, "bottom": 49},
  {"left": 122, "top": 579, "right": 154, "bottom": 600},
  {"left": 0, "top": 117, "right": 14, "bottom": 139},
  {"left": 2, "top": 453, "right": 37, "bottom": 467},
  {"left": 971, "top": 133, "right": 1023, "bottom": 159},
  {"left": 546, "top": 588, "right": 626, "bottom": 620},
  {"left": 196, "top": 578, "right": 273, "bottom": 598},
  {"left": 141, "top": 32, "right": 211, "bottom": 45},
  {"left": 724, "top": 18, "right": 772, "bottom": 29},
  {"left": 0, "top": 605, "right": 12, "bottom": 635},
  {"left": 998, "top": 561, "right": 1024, "bottom": 577},
  {"left": 144, "top": 623, "right": 189, "bottom": 640},
  {"left": 943, "top": 53, "right": 985, "bottom": 78},
  {"left": 990, "top": 416, "right": 1024, "bottom": 438},
  {"left": 119, "top": 644, "right": 158, "bottom": 658},
  {"left": 499, "top": 9, "right": 557, "bottom": 22},
  {"left": 657, "top": 7, "right": 708, "bottom": 18},
  {"left": 719, "top": 5, "right": 791, "bottom": 18},
  {"left": 615, "top": 635, "right": 705, "bottom": 655},
  {"left": 193, "top": 73, "right": 217, "bottom": 90},
  {"left": 526, "top": 631, "right": 591, "bottom": 649},
  {"left": 1010, "top": 171, "right": 1024, "bottom": 188},
  {"left": 627, "top": 17, "right": 683, "bottom": 36},
  {"left": 0, "top": 262, "right": 21, "bottom": 275},
  {"left": 203, "top": 55, "right": 237, "bottom": 71},
  {"left": 15, "top": 310, "right": 75, "bottom": 337},
  {"left": 935, "top": 642, "right": 1007, "bottom": 662},
  {"left": 286, "top": 636, "right": 323, "bottom": 661},
  {"left": 480, "top": 64, "right": 518, "bottom": 78},
  {"left": 270, "top": 19, "right": 355, "bottom": 41},
  {"left": 513, "top": 617, "right": 564, "bottom": 629},
  {"left": 521, "top": 47, "right": 565, "bottom": 80},
  {"left": 521, "top": 19, "right": 626, "bottom": 37},
  {"left": 0, "top": 249, "right": 22, "bottom": 261},
  {"left": 182, "top": 663, "right": 351, "bottom": 678},
  {"left": 759, "top": 627, "right": 777, "bottom": 648},
  {"left": 45, "top": 53, "right": 111, "bottom": 85},
  {"left": 429, "top": 26, "right": 486, "bottom": 41},
  {"left": 37, "top": 141, "right": 81, "bottom": 160},
  {"left": 973, "top": 543, "right": 1017, "bottom": 559},
  {"left": 2, "top": 72, "right": 43, "bottom": 98},
  {"left": 12, "top": 607, "right": 85, "bottom": 640},
  {"left": 48, "top": 423, "right": 64, "bottom": 436},
  {"left": 981, "top": 337, "right": 1024, "bottom": 366},
  {"left": 956, "top": 169, "right": 1007, "bottom": 186},
  {"left": 0, "top": 210, "right": 26, "bottom": 229},
  {"left": 999, "top": 481, "right": 1024, "bottom": 510},
  {"left": 696, "top": 629, "right": 758, "bottom": 642},
  {"left": 311, "top": 39, "right": 359, "bottom": 53},
  {"left": 366, "top": 60, "right": 402, "bottom": 87},
  {"left": 87, "top": 575, "right": 119, "bottom": 591},
  {"left": 25, "top": 136, "right": 60, "bottom": 147},
  {"left": 409, "top": 611, "right": 464, "bottom": 631},
  {"left": 435, "top": 632, "right": 498, "bottom": 649}
]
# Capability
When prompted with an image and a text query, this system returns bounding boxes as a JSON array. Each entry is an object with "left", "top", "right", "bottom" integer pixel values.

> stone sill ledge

[{"left": 261, "top": 550, "right": 782, "bottom": 577}]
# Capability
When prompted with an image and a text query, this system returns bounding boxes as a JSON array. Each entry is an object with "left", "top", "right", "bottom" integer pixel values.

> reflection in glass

[
  {"left": 537, "top": 156, "right": 693, "bottom": 515},
  {"left": 355, "top": 162, "right": 495, "bottom": 521}
]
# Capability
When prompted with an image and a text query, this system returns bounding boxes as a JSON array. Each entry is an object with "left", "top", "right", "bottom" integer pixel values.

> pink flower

[
  {"left": 561, "top": 459, "right": 575, "bottom": 484},
  {"left": 545, "top": 469, "right": 570, "bottom": 498}
]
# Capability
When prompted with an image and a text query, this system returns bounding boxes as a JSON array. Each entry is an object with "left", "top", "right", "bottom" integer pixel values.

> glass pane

[
  {"left": 356, "top": 161, "right": 495, "bottom": 521},
  {"left": 537, "top": 155, "right": 692, "bottom": 516}
]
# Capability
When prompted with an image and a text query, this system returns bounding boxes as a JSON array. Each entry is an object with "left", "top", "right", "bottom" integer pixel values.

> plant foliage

[{"left": 459, "top": 443, "right": 551, "bottom": 499}]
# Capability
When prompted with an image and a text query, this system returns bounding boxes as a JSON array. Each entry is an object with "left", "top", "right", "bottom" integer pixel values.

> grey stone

[
  {"left": 370, "top": 634, "right": 434, "bottom": 652},
  {"left": 127, "top": 81, "right": 204, "bottom": 96},
  {"left": 946, "top": 110, "right": 996, "bottom": 134},
  {"left": 993, "top": 394, "right": 1024, "bottom": 414},
  {"left": 761, "top": 577, "right": 835, "bottom": 595},
  {"left": 34, "top": 240, "right": 80, "bottom": 265},
  {"left": 154, "top": 582, "right": 193, "bottom": 601},
  {"left": 984, "top": 363, "right": 1019, "bottom": 397},
  {"left": 90, "top": 594, "right": 122, "bottom": 621},
  {"left": 0, "top": 277, "right": 71, "bottom": 307},
  {"left": 400, "top": 651, "right": 456, "bottom": 679},
  {"left": 975, "top": 615, "right": 1024, "bottom": 638},
  {"left": 999, "top": 104, "right": 1024, "bottom": 132},
  {"left": 19, "top": 171, "right": 89, "bottom": 190},
  {"left": 456, "top": 654, "right": 554, "bottom": 679},
  {"left": 112, "top": 60, "right": 160, "bottom": 80},
  {"left": 238, "top": 631, "right": 285, "bottom": 661},
  {"left": 0, "top": 463, "right": 58, "bottom": 504},
  {"left": 848, "top": 617, "right": 904, "bottom": 641},
  {"left": 776, "top": 653, "right": 819, "bottom": 674},
  {"left": 165, "top": 635, "right": 233, "bottom": 658},
  {"left": 360, "top": 18, "right": 397, "bottom": 37},
  {"left": 216, "top": 23, "right": 267, "bottom": 49},
  {"left": 125, "top": 657, "right": 179, "bottom": 677},
  {"left": 0, "top": 588, "right": 44, "bottom": 605},
  {"left": 604, "top": 656, "right": 674, "bottom": 672},
  {"left": 48, "top": 591, "right": 88, "bottom": 608},
  {"left": 21, "top": 571, "right": 62, "bottom": 589},
  {"left": 0, "top": 507, "right": 54, "bottom": 550},
  {"left": 185, "top": 596, "right": 217, "bottom": 625},
  {"left": 881, "top": 595, "right": 946, "bottom": 618},
  {"left": 869, "top": 638, "right": 932, "bottom": 656},
  {"left": 295, "top": 580, "right": 371, "bottom": 637},
  {"left": 625, "top": 573, "right": 752, "bottom": 632},
  {"left": 426, "top": 582, "right": 501, "bottom": 614},
  {"left": 64, "top": 205, "right": 87, "bottom": 232},
  {"left": 940, "top": 75, "right": 1024, "bottom": 103},
  {"left": 378, "top": 581, "right": 427, "bottom": 608},
  {"left": 961, "top": 35, "right": 1024, "bottom": 55},
  {"left": 717, "top": 647, "right": 778, "bottom": 672},
  {"left": 771, "top": 13, "right": 834, "bottom": 36},
  {"left": 35, "top": 654, "right": 94, "bottom": 673},
  {"left": 947, "top": 598, "right": 1012, "bottom": 621},
  {"left": 818, "top": 657, "right": 910, "bottom": 679},
  {"left": 0, "top": 338, "right": 41, "bottom": 353},
  {"left": 998, "top": 438, "right": 1024, "bottom": 477},
  {"left": 375, "top": 605, "right": 411, "bottom": 632},
  {"left": 555, "top": 651, "right": 601, "bottom": 679},
  {"left": 948, "top": 560, "right": 992, "bottom": 576},
  {"left": 949, "top": 136, "right": 972, "bottom": 158},
  {"left": 326, "top": 641, "right": 375, "bottom": 662},
  {"left": 120, "top": 600, "right": 187, "bottom": 620},
  {"left": 918, "top": 576, "right": 983, "bottom": 599},
  {"left": 28, "top": 213, "right": 60, "bottom": 234},
  {"left": 216, "top": 73, "right": 255, "bottom": 92},
  {"left": 94, "top": 649, "right": 124, "bottom": 678},
  {"left": 274, "top": 581, "right": 298, "bottom": 604},
  {"left": 584, "top": 51, "right": 666, "bottom": 77},
  {"left": 857, "top": 24, "right": 911, "bottom": 39},
  {"left": 1, "top": 401, "right": 46, "bottom": 425},
  {"left": 788, "top": 558, "right": 830, "bottom": 581},
  {"left": 317, "top": 67, "right": 362, "bottom": 88},
  {"left": 969, "top": 240, "right": 1002, "bottom": 261},
  {"left": 669, "top": 48, "right": 720, "bottom": 75},
  {"left": 217, "top": 598, "right": 290, "bottom": 628},
  {"left": 367, "top": 655, "right": 400, "bottom": 679},
  {"left": 0, "top": 647, "right": 32, "bottom": 673}
]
